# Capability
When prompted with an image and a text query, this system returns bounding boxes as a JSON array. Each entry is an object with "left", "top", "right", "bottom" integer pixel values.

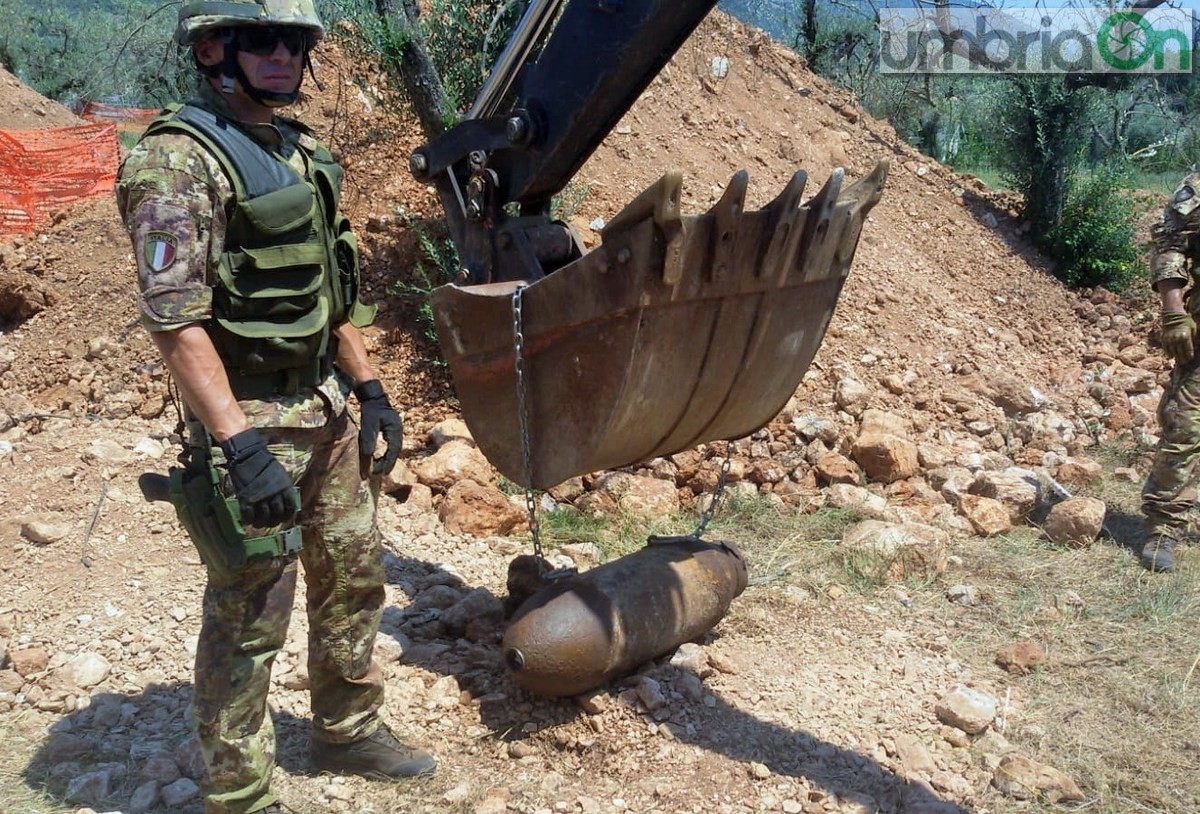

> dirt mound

[
  {"left": 0, "top": 19, "right": 1145, "bottom": 440},
  {"left": 0, "top": 66, "right": 81, "bottom": 129}
]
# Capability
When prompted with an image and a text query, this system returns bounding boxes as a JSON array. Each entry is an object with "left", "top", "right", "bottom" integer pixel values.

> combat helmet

[
  {"left": 175, "top": 0, "right": 325, "bottom": 46},
  {"left": 177, "top": 0, "right": 324, "bottom": 106}
]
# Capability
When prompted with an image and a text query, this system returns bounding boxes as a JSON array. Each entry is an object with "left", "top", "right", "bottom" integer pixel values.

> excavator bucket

[{"left": 430, "top": 161, "right": 889, "bottom": 489}]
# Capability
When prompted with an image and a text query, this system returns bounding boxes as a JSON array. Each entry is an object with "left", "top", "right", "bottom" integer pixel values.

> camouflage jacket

[
  {"left": 115, "top": 82, "right": 348, "bottom": 428},
  {"left": 1150, "top": 171, "right": 1200, "bottom": 294}
]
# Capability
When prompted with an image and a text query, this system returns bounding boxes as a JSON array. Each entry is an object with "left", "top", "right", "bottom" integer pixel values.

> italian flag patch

[{"left": 144, "top": 232, "right": 178, "bottom": 272}]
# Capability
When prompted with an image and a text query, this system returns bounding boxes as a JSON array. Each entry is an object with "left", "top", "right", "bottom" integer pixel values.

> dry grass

[
  {"left": 697, "top": 451, "right": 1200, "bottom": 813},
  {"left": 942, "top": 530, "right": 1200, "bottom": 814},
  {"left": 0, "top": 713, "right": 66, "bottom": 814}
]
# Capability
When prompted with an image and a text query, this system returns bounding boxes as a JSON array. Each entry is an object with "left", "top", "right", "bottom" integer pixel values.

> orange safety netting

[
  {"left": 79, "top": 101, "right": 161, "bottom": 124},
  {"left": 0, "top": 123, "right": 120, "bottom": 237}
]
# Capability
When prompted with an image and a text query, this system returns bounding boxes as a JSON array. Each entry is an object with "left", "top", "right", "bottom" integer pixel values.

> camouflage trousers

[
  {"left": 193, "top": 410, "right": 387, "bottom": 814},
  {"left": 1143, "top": 353, "right": 1200, "bottom": 542}
]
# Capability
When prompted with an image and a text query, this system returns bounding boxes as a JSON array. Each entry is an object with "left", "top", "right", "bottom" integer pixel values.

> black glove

[
  {"left": 354, "top": 379, "right": 403, "bottom": 475},
  {"left": 219, "top": 428, "right": 298, "bottom": 527}
]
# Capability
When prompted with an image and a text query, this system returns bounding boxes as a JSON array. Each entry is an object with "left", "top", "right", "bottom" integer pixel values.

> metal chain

[
  {"left": 512, "top": 284, "right": 544, "bottom": 563},
  {"left": 691, "top": 447, "right": 732, "bottom": 540},
  {"left": 648, "top": 443, "right": 732, "bottom": 547},
  {"left": 513, "top": 285, "right": 730, "bottom": 555}
]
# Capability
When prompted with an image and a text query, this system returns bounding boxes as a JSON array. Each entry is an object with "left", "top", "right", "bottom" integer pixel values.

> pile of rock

[{"left": 388, "top": 384, "right": 1124, "bottom": 579}]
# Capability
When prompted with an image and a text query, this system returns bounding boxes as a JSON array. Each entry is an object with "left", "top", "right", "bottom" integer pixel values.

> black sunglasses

[{"left": 233, "top": 26, "right": 313, "bottom": 57}]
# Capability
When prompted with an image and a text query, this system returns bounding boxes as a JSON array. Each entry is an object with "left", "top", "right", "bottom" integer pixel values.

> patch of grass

[
  {"left": 0, "top": 719, "right": 59, "bottom": 814},
  {"left": 950, "top": 162, "right": 1008, "bottom": 190},
  {"left": 796, "top": 436, "right": 1200, "bottom": 811},
  {"left": 836, "top": 544, "right": 899, "bottom": 593},
  {"left": 929, "top": 489, "right": 1200, "bottom": 812},
  {"left": 551, "top": 179, "right": 592, "bottom": 223},
  {"left": 531, "top": 487, "right": 858, "bottom": 570},
  {"left": 537, "top": 505, "right": 613, "bottom": 549},
  {"left": 1116, "top": 572, "right": 1200, "bottom": 627},
  {"left": 1126, "top": 169, "right": 1188, "bottom": 196},
  {"left": 704, "top": 495, "right": 863, "bottom": 593},
  {"left": 1091, "top": 439, "right": 1150, "bottom": 477},
  {"left": 117, "top": 128, "right": 143, "bottom": 150},
  {"left": 990, "top": 526, "right": 1056, "bottom": 558},
  {"left": 1007, "top": 581, "right": 1047, "bottom": 621},
  {"left": 533, "top": 502, "right": 692, "bottom": 563},
  {"left": 710, "top": 492, "right": 861, "bottom": 546}
]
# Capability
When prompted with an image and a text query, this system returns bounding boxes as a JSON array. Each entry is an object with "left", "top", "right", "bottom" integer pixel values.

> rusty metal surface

[
  {"left": 432, "top": 161, "right": 889, "bottom": 488},
  {"left": 502, "top": 538, "right": 748, "bottom": 697}
]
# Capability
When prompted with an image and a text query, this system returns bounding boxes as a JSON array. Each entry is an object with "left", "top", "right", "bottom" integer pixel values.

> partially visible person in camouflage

[
  {"left": 115, "top": 2, "right": 436, "bottom": 811},
  {"left": 1142, "top": 169, "right": 1200, "bottom": 573}
]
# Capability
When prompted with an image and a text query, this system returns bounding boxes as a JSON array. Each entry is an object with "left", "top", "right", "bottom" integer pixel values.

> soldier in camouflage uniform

[
  {"left": 1142, "top": 170, "right": 1200, "bottom": 573},
  {"left": 115, "top": 2, "right": 436, "bottom": 811}
]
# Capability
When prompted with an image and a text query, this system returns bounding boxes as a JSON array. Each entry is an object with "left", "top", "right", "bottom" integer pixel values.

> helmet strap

[
  {"left": 305, "top": 51, "right": 325, "bottom": 93},
  {"left": 234, "top": 58, "right": 303, "bottom": 106},
  {"left": 220, "top": 29, "right": 238, "bottom": 95}
]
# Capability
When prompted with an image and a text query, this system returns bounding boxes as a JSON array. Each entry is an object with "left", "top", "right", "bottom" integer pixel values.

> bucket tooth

[
  {"left": 759, "top": 170, "right": 808, "bottom": 280},
  {"left": 834, "top": 159, "right": 890, "bottom": 268},
  {"left": 795, "top": 167, "right": 843, "bottom": 281},
  {"left": 603, "top": 171, "right": 687, "bottom": 285},
  {"left": 709, "top": 170, "right": 748, "bottom": 283}
]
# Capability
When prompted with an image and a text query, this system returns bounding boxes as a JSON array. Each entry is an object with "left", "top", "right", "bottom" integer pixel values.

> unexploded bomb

[{"left": 502, "top": 536, "right": 748, "bottom": 697}]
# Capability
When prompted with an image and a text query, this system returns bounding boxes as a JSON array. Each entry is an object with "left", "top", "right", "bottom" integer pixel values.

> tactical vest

[{"left": 144, "top": 101, "right": 376, "bottom": 397}]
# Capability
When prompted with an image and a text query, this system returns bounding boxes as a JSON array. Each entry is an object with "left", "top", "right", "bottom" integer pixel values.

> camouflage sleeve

[
  {"left": 1150, "top": 171, "right": 1200, "bottom": 292},
  {"left": 115, "top": 132, "right": 231, "bottom": 332}
]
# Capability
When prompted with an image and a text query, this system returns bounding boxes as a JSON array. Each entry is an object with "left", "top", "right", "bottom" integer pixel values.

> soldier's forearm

[
  {"left": 333, "top": 323, "right": 378, "bottom": 388},
  {"left": 1158, "top": 279, "right": 1186, "bottom": 312},
  {"left": 152, "top": 325, "right": 250, "bottom": 442}
]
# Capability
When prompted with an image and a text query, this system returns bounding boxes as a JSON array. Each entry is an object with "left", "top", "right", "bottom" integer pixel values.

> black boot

[
  {"left": 311, "top": 726, "right": 437, "bottom": 780},
  {"left": 1141, "top": 536, "right": 1179, "bottom": 573}
]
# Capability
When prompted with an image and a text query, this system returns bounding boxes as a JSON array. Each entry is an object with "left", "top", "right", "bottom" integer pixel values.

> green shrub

[
  {"left": 322, "top": 0, "right": 520, "bottom": 130},
  {"left": 0, "top": 0, "right": 191, "bottom": 106},
  {"left": 386, "top": 216, "right": 459, "bottom": 349},
  {"left": 420, "top": 0, "right": 522, "bottom": 115},
  {"left": 1044, "top": 166, "right": 1147, "bottom": 291},
  {"left": 996, "top": 76, "right": 1095, "bottom": 231}
]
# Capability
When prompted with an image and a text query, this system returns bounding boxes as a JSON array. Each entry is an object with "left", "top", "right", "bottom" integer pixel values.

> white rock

[
  {"left": 134, "top": 438, "right": 165, "bottom": 459},
  {"left": 443, "top": 782, "right": 471, "bottom": 804},
  {"left": 20, "top": 520, "right": 72, "bottom": 545},
  {"left": 66, "top": 769, "right": 112, "bottom": 805},
  {"left": 936, "top": 685, "right": 998, "bottom": 734},
  {"left": 86, "top": 439, "right": 136, "bottom": 465},
  {"left": 67, "top": 652, "right": 111, "bottom": 689},
  {"left": 139, "top": 755, "right": 180, "bottom": 784},
  {"left": 835, "top": 377, "right": 871, "bottom": 416},
  {"left": 669, "top": 643, "right": 708, "bottom": 675},
  {"left": 635, "top": 677, "right": 668, "bottom": 711}
]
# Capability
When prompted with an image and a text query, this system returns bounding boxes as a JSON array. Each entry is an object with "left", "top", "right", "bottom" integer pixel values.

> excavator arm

[
  {"left": 411, "top": 0, "right": 720, "bottom": 285},
  {"left": 411, "top": 0, "right": 888, "bottom": 488}
]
